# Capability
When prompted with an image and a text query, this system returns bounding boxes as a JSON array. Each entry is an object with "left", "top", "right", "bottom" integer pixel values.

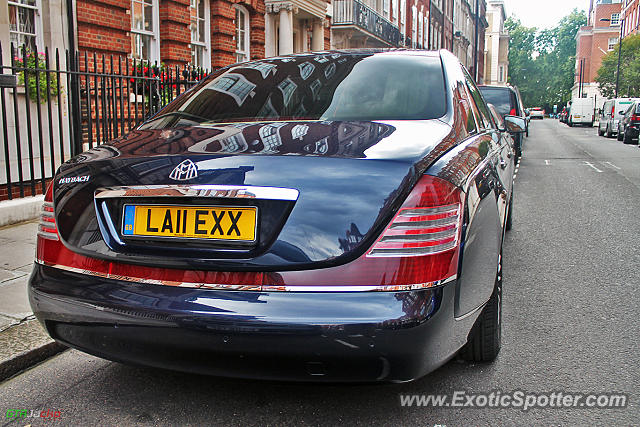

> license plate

[
  {"left": 122, "top": 205, "right": 257, "bottom": 242},
  {"left": 574, "top": 115, "right": 581, "bottom": 118}
]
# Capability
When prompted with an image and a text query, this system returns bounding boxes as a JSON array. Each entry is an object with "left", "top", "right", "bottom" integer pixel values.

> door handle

[
  {"left": 500, "top": 159, "right": 507, "bottom": 169},
  {"left": 506, "top": 151, "right": 512, "bottom": 159}
]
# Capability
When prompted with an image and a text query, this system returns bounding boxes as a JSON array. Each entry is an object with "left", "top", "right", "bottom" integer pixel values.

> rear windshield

[
  {"left": 479, "top": 87, "right": 517, "bottom": 116},
  {"left": 636, "top": 103, "right": 640, "bottom": 114},
  {"left": 141, "top": 54, "right": 447, "bottom": 129}
]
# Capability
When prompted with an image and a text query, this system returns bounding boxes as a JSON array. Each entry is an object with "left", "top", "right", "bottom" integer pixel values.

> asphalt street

[{"left": 1, "top": 119, "right": 639, "bottom": 426}]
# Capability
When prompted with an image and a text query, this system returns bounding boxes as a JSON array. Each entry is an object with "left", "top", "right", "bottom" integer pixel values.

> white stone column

[
  {"left": 278, "top": 6, "right": 294, "bottom": 55},
  {"left": 265, "top": 12, "right": 276, "bottom": 57},
  {"left": 311, "top": 19, "right": 324, "bottom": 51}
]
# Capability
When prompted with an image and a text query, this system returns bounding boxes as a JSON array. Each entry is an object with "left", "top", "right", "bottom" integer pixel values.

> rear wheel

[
  {"left": 460, "top": 265, "right": 502, "bottom": 362},
  {"left": 618, "top": 129, "right": 625, "bottom": 141},
  {"left": 568, "top": 117, "right": 573, "bottom": 127},
  {"left": 598, "top": 126, "right": 604, "bottom": 136},
  {"left": 606, "top": 124, "right": 613, "bottom": 138}
]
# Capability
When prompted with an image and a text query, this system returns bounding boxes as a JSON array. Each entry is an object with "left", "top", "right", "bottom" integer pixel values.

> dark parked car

[
  {"left": 479, "top": 84, "right": 527, "bottom": 157},
  {"left": 30, "top": 50, "right": 524, "bottom": 382},
  {"left": 617, "top": 101, "right": 640, "bottom": 144}
]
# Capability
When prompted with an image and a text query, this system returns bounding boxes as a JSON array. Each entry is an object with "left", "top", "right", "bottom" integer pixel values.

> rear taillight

[
  {"left": 611, "top": 105, "right": 615, "bottom": 117},
  {"left": 37, "top": 183, "right": 58, "bottom": 241},
  {"left": 510, "top": 108, "right": 516, "bottom": 116},
  {"left": 631, "top": 114, "right": 640, "bottom": 122}
]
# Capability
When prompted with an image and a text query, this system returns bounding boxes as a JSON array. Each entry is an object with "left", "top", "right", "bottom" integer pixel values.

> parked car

[
  {"left": 29, "top": 50, "right": 524, "bottom": 382},
  {"left": 568, "top": 97, "right": 595, "bottom": 127},
  {"left": 559, "top": 108, "right": 568, "bottom": 123},
  {"left": 479, "top": 84, "right": 527, "bottom": 157},
  {"left": 616, "top": 101, "right": 640, "bottom": 144},
  {"left": 598, "top": 98, "right": 640, "bottom": 137},
  {"left": 529, "top": 107, "right": 545, "bottom": 119}
]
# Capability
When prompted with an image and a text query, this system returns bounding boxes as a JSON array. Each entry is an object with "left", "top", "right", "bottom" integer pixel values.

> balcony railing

[{"left": 333, "top": 0, "right": 402, "bottom": 47}]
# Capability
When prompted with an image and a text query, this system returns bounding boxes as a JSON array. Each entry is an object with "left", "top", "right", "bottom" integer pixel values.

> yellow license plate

[{"left": 122, "top": 205, "right": 257, "bottom": 241}]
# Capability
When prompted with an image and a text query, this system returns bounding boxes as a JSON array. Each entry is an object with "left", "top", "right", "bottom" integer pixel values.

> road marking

[
  {"left": 545, "top": 159, "right": 551, "bottom": 165},
  {"left": 604, "top": 161, "right": 621, "bottom": 170},
  {"left": 584, "top": 161, "right": 603, "bottom": 173}
]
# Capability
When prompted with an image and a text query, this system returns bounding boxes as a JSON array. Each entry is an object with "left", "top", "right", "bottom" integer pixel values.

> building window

[
  {"left": 611, "top": 13, "right": 620, "bottom": 26},
  {"left": 190, "top": 0, "right": 209, "bottom": 68},
  {"left": 608, "top": 37, "right": 619, "bottom": 51},
  {"left": 8, "top": 0, "right": 40, "bottom": 51},
  {"left": 412, "top": 5, "right": 417, "bottom": 48},
  {"left": 400, "top": 0, "right": 406, "bottom": 36},
  {"left": 210, "top": 73, "right": 256, "bottom": 106},
  {"left": 383, "top": 0, "right": 390, "bottom": 20},
  {"left": 131, "top": 0, "right": 158, "bottom": 61},
  {"left": 418, "top": 10, "right": 423, "bottom": 48},
  {"left": 499, "top": 65, "right": 504, "bottom": 82},
  {"left": 391, "top": 0, "right": 397, "bottom": 24},
  {"left": 234, "top": 5, "right": 250, "bottom": 63}
]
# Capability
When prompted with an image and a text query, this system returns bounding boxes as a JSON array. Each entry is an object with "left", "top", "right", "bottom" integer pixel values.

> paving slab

[
  {"left": 0, "top": 268, "right": 27, "bottom": 283},
  {"left": 0, "top": 221, "right": 38, "bottom": 243},
  {"left": 0, "top": 276, "right": 32, "bottom": 320},
  {"left": 0, "top": 314, "right": 17, "bottom": 331},
  {"left": 0, "top": 240, "right": 36, "bottom": 270}
]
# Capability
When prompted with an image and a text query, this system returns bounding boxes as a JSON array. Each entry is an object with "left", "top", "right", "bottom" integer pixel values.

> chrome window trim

[
  {"left": 94, "top": 185, "right": 299, "bottom": 201},
  {"left": 35, "top": 259, "right": 456, "bottom": 292}
]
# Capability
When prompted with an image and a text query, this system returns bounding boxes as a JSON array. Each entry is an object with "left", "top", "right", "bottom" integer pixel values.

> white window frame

[
  {"left": 411, "top": 5, "right": 417, "bottom": 48},
  {"left": 418, "top": 10, "right": 423, "bottom": 48},
  {"left": 234, "top": 4, "right": 250, "bottom": 63},
  {"left": 424, "top": 16, "right": 428, "bottom": 47},
  {"left": 8, "top": 0, "right": 43, "bottom": 51},
  {"left": 608, "top": 37, "right": 619, "bottom": 50},
  {"left": 190, "top": 0, "right": 211, "bottom": 69},
  {"left": 383, "top": 0, "right": 390, "bottom": 20},
  {"left": 131, "top": 0, "right": 160, "bottom": 62},
  {"left": 400, "top": 0, "right": 406, "bottom": 36},
  {"left": 391, "top": 0, "right": 397, "bottom": 24},
  {"left": 611, "top": 13, "right": 620, "bottom": 26}
]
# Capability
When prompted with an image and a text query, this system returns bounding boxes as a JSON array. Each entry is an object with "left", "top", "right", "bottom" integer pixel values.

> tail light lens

[
  {"left": 510, "top": 108, "right": 516, "bottom": 116},
  {"left": 631, "top": 114, "right": 640, "bottom": 122},
  {"left": 611, "top": 105, "right": 615, "bottom": 117},
  {"left": 37, "top": 183, "right": 58, "bottom": 241}
]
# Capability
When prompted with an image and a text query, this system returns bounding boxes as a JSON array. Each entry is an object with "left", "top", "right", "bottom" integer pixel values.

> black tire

[
  {"left": 606, "top": 124, "right": 613, "bottom": 138},
  {"left": 459, "top": 270, "right": 502, "bottom": 362},
  {"left": 598, "top": 127, "right": 604, "bottom": 136},
  {"left": 568, "top": 118, "right": 573, "bottom": 127},
  {"left": 506, "top": 195, "right": 513, "bottom": 231},
  {"left": 618, "top": 130, "right": 625, "bottom": 141}
]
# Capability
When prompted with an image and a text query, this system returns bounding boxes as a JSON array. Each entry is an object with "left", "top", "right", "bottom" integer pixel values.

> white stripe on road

[
  {"left": 604, "top": 161, "right": 621, "bottom": 170},
  {"left": 584, "top": 161, "right": 603, "bottom": 173},
  {"left": 545, "top": 159, "right": 551, "bottom": 165}
]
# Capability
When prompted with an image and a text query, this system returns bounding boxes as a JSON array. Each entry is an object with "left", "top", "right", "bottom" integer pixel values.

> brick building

[
  {"left": 573, "top": 0, "right": 623, "bottom": 106},
  {"left": 622, "top": 0, "right": 640, "bottom": 36}
]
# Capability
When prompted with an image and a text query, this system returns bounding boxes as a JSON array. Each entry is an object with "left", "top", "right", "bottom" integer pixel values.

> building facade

[
  {"left": 483, "top": 0, "right": 507, "bottom": 85},
  {"left": 573, "top": 0, "right": 623, "bottom": 105},
  {"left": 622, "top": 0, "right": 639, "bottom": 36}
]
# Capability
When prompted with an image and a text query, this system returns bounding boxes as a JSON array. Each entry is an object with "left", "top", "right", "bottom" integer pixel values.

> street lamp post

[{"left": 600, "top": 17, "right": 625, "bottom": 98}]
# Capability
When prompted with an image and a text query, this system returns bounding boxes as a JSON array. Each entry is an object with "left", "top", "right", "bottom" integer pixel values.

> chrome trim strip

[
  {"left": 454, "top": 301, "right": 486, "bottom": 321},
  {"left": 35, "top": 260, "right": 457, "bottom": 292},
  {"left": 94, "top": 185, "right": 299, "bottom": 201}
]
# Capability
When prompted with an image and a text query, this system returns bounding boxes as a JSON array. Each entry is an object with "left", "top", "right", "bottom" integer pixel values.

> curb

[
  {"left": 0, "top": 195, "right": 44, "bottom": 227},
  {"left": 0, "top": 319, "right": 67, "bottom": 382}
]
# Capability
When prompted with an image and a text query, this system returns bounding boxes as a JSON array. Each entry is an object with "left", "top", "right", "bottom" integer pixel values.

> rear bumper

[{"left": 28, "top": 265, "right": 475, "bottom": 382}]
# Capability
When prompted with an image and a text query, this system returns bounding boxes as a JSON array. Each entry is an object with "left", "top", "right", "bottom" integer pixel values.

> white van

[
  {"left": 598, "top": 98, "right": 640, "bottom": 137},
  {"left": 568, "top": 98, "right": 595, "bottom": 127}
]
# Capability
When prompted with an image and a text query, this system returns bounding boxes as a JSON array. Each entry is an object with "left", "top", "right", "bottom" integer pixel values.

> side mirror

[
  {"left": 619, "top": 111, "right": 625, "bottom": 115},
  {"left": 501, "top": 115, "right": 526, "bottom": 133}
]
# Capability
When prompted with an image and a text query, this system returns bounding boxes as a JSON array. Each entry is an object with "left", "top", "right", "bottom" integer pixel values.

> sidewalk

[{"left": 0, "top": 220, "right": 66, "bottom": 381}]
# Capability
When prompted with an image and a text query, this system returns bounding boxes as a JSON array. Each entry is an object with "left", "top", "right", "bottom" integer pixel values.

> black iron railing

[
  {"left": 0, "top": 43, "right": 208, "bottom": 200},
  {"left": 333, "top": 0, "right": 402, "bottom": 47}
]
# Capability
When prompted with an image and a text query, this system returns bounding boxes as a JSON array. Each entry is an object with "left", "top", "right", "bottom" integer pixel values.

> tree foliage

[
  {"left": 505, "top": 10, "right": 587, "bottom": 111},
  {"left": 595, "top": 34, "right": 640, "bottom": 98}
]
